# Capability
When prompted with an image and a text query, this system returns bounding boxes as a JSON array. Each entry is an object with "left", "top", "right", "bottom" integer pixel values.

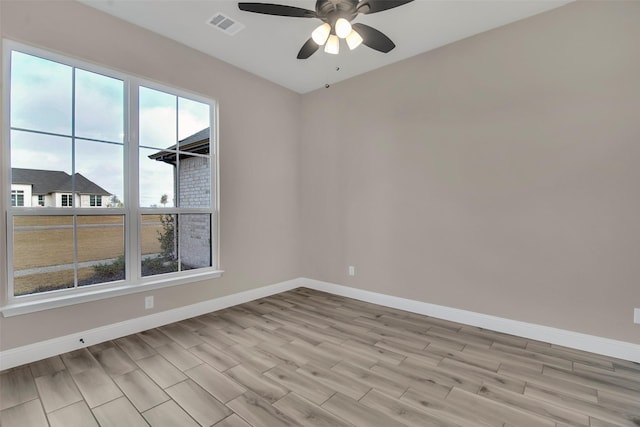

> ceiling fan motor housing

[{"left": 316, "top": 0, "right": 360, "bottom": 25}]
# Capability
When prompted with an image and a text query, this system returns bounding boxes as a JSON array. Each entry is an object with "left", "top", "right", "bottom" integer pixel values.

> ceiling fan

[{"left": 238, "top": 0, "right": 414, "bottom": 59}]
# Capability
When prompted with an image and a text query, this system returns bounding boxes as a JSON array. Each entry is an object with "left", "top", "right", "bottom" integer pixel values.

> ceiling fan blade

[
  {"left": 351, "top": 23, "right": 395, "bottom": 53},
  {"left": 297, "top": 38, "right": 320, "bottom": 59},
  {"left": 238, "top": 2, "right": 317, "bottom": 18},
  {"left": 357, "top": 0, "right": 414, "bottom": 15}
]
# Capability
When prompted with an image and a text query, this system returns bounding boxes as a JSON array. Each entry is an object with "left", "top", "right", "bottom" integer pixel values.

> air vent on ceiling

[{"left": 208, "top": 12, "right": 245, "bottom": 36}]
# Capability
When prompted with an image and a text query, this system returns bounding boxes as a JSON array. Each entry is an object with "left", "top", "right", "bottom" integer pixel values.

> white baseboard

[
  {"left": 0, "top": 278, "right": 300, "bottom": 371},
  {"left": 300, "top": 278, "right": 640, "bottom": 363},
  {"left": 2, "top": 277, "right": 639, "bottom": 370}
]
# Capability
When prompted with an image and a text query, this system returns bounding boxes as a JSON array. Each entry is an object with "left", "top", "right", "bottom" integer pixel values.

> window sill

[{"left": 0, "top": 270, "right": 224, "bottom": 317}]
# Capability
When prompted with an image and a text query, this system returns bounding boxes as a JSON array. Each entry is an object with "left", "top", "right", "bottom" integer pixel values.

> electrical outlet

[
  {"left": 634, "top": 308, "right": 640, "bottom": 324},
  {"left": 348, "top": 266, "right": 356, "bottom": 276},
  {"left": 145, "top": 295, "right": 154, "bottom": 310}
]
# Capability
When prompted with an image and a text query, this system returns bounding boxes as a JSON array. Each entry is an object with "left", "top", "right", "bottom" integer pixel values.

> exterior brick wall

[{"left": 178, "top": 156, "right": 211, "bottom": 268}]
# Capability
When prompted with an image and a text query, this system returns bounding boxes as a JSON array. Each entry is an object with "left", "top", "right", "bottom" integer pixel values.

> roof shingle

[{"left": 12, "top": 168, "right": 111, "bottom": 195}]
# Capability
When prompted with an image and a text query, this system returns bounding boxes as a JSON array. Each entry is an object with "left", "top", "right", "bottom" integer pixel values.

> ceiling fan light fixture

[
  {"left": 311, "top": 23, "right": 331, "bottom": 45},
  {"left": 346, "top": 29, "right": 363, "bottom": 50},
  {"left": 335, "top": 18, "right": 352, "bottom": 38},
  {"left": 324, "top": 34, "right": 340, "bottom": 54}
]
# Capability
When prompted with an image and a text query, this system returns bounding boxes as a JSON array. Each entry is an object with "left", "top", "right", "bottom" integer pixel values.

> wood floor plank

[
  {"left": 330, "top": 360, "right": 408, "bottom": 398},
  {"left": 92, "top": 396, "right": 148, "bottom": 427},
  {"left": 28, "top": 356, "right": 66, "bottom": 379},
  {"left": 374, "top": 339, "right": 443, "bottom": 367},
  {"left": 542, "top": 365, "right": 640, "bottom": 398},
  {"left": 114, "top": 334, "right": 157, "bottom": 360},
  {"left": 297, "top": 362, "right": 371, "bottom": 401},
  {"left": 60, "top": 348, "right": 102, "bottom": 374},
  {"left": 436, "top": 357, "right": 526, "bottom": 394},
  {"left": 222, "top": 344, "right": 279, "bottom": 373},
  {"left": 158, "top": 323, "right": 205, "bottom": 349},
  {"left": 34, "top": 369, "right": 83, "bottom": 413},
  {"left": 112, "top": 369, "right": 170, "bottom": 412},
  {"left": 498, "top": 362, "right": 599, "bottom": 403},
  {"left": 226, "top": 391, "right": 297, "bottom": 427},
  {"left": 135, "top": 353, "right": 188, "bottom": 389},
  {"left": 71, "top": 367, "right": 123, "bottom": 408},
  {"left": 142, "top": 400, "right": 199, "bottom": 427},
  {"left": 400, "top": 387, "right": 494, "bottom": 427},
  {"left": 0, "top": 366, "right": 38, "bottom": 410},
  {"left": 154, "top": 342, "right": 203, "bottom": 371},
  {"left": 243, "top": 326, "right": 291, "bottom": 346},
  {"left": 524, "top": 384, "right": 640, "bottom": 427},
  {"left": 225, "top": 364, "right": 289, "bottom": 403},
  {"left": 264, "top": 365, "right": 336, "bottom": 405},
  {"left": 525, "top": 342, "right": 616, "bottom": 370},
  {"left": 188, "top": 342, "right": 240, "bottom": 372},
  {"left": 166, "top": 379, "right": 231, "bottom": 426},
  {"left": 428, "top": 344, "right": 501, "bottom": 372},
  {"left": 0, "top": 399, "right": 49, "bottom": 427},
  {"left": 256, "top": 339, "right": 315, "bottom": 368},
  {"left": 185, "top": 363, "right": 246, "bottom": 403},
  {"left": 273, "top": 392, "right": 353, "bottom": 426},
  {"left": 321, "top": 393, "right": 406, "bottom": 427},
  {"left": 476, "top": 383, "right": 590, "bottom": 426},
  {"left": 340, "top": 339, "right": 407, "bottom": 365},
  {"left": 92, "top": 346, "right": 138, "bottom": 377},
  {"left": 214, "top": 414, "right": 254, "bottom": 427},
  {"left": 370, "top": 361, "right": 453, "bottom": 400},
  {"left": 137, "top": 328, "right": 174, "bottom": 348},
  {"left": 446, "top": 386, "right": 556, "bottom": 427},
  {"left": 360, "top": 388, "right": 459, "bottom": 427},
  {"left": 47, "top": 401, "right": 99, "bottom": 427}
]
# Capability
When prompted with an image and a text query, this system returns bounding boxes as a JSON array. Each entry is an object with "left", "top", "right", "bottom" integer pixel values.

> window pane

[
  {"left": 13, "top": 216, "right": 74, "bottom": 296},
  {"left": 77, "top": 216, "right": 125, "bottom": 286},
  {"left": 76, "top": 140, "right": 122, "bottom": 207},
  {"left": 141, "top": 214, "right": 179, "bottom": 276},
  {"left": 139, "top": 87, "right": 177, "bottom": 149},
  {"left": 178, "top": 97, "right": 209, "bottom": 141},
  {"left": 10, "top": 51, "right": 72, "bottom": 135},
  {"left": 11, "top": 130, "right": 72, "bottom": 173},
  {"left": 140, "top": 147, "right": 175, "bottom": 207},
  {"left": 178, "top": 154, "right": 210, "bottom": 208},
  {"left": 75, "top": 69, "right": 124, "bottom": 142},
  {"left": 179, "top": 214, "right": 211, "bottom": 270}
]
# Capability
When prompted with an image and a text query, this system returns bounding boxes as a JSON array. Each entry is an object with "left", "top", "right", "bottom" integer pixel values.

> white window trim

[{"left": 1, "top": 40, "right": 222, "bottom": 317}]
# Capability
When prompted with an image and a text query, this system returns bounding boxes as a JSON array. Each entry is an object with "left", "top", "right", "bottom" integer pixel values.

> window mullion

[
  {"left": 127, "top": 78, "right": 140, "bottom": 282},
  {"left": 71, "top": 67, "right": 79, "bottom": 288}
]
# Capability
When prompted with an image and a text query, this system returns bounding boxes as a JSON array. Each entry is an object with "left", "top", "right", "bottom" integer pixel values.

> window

[
  {"left": 90, "top": 195, "right": 102, "bottom": 207},
  {"left": 3, "top": 41, "right": 219, "bottom": 309},
  {"left": 61, "top": 194, "right": 73, "bottom": 207},
  {"left": 11, "top": 190, "right": 24, "bottom": 207}
]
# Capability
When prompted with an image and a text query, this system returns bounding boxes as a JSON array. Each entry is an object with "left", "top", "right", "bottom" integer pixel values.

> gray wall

[
  {"left": 0, "top": 0, "right": 302, "bottom": 350},
  {"left": 300, "top": 1, "right": 640, "bottom": 344}
]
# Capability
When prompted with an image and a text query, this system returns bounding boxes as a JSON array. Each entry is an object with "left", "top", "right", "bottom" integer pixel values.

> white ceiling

[{"left": 79, "top": 0, "right": 571, "bottom": 94}]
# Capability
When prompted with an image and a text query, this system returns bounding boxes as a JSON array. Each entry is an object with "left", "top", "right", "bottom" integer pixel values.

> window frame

[
  {"left": 61, "top": 194, "right": 73, "bottom": 207},
  {"left": 89, "top": 195, "right": 102, "bottom": 207},
  {"left": 11, "top": 190, "right": 24, "bottom": 207},
  {"left": 1, "top": 40, "right": 222, "bottom": 316}
]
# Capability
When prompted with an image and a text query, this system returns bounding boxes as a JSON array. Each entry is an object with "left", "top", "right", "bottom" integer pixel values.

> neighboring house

[
  {"left": 11, "top": 168, "right": 111, "bottom": 208},
  {"left": 149, "top": 128, "right": 211, "bottom": 269}
]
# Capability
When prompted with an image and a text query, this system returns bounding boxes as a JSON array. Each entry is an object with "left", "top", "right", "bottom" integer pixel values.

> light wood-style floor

[{"left": 1, "top": 288, "right": 639, "bottom": 427}]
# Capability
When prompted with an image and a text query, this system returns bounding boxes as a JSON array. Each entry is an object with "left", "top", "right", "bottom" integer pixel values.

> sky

[{"left": 10, "top": 50, "right": 210, "bottom": 208}]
